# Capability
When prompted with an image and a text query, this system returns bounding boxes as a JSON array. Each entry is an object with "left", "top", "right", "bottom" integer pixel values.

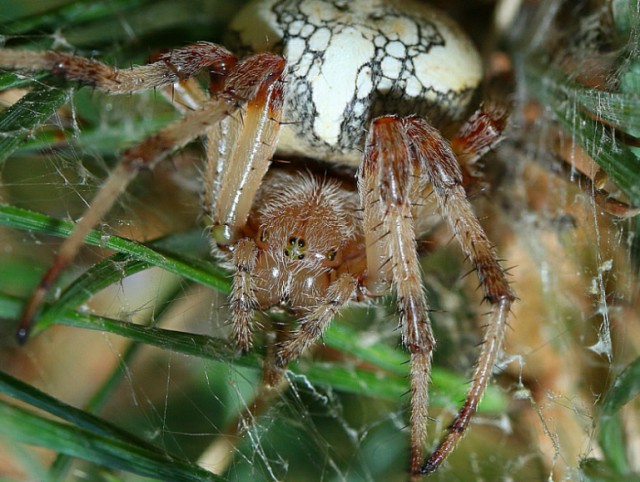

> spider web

[{"left": 1, "top": 1, "right": 639, "bottom": 481}]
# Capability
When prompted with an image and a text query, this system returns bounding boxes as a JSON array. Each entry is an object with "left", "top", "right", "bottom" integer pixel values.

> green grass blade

[
  {"left": 0, "top": 71, "right": 49, "bottom": 90},
  {"left": 0, "top": 84, "right": 70, "bottom": 165},
  {"left": 0, "top": 286, "right": 505, "bottom": 413},
  {"left": 525, "top": 58, "right": 640, "bottom": 206},
  {"left": 0, "top": 369, "right": 159, "bottom": 451},
  {"left": 0, "top": 203, "right": 507, "bottom": 411},
  {"left": 598, "top": 357, "right": 640, "bottom": 474},
  {"left": 0, "top": 0, "right": 147, "bottom": 35},
  {"left": 0, "top": 204, "right": 231, "bottom": 293},
  {"left": 0, "top": 393, "right": 224, "bottom": 482}
]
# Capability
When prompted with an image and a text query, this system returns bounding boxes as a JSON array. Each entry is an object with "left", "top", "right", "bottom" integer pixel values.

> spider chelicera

[{"left": 0, "top": 0, "right": 513, "bottom": 477}]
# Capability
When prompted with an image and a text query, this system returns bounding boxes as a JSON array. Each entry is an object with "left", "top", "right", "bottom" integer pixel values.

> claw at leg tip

[
  {"left": 16, "top": 326, "right": 29, "bottom": 346},
  {"left": 420, "top": 457, "right": 439, "bottom": 475}
]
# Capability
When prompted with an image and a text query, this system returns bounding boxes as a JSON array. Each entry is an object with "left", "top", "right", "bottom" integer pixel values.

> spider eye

[
  {"left": 260, "top": 228, "right": 269, "bottom": 242},
  {"left": 327, "top": 248, "right": 337, "bottom": 261},
  {"left": 289, "top": 237, "right": 296, "bottom": 245},
  {"left": 297, "top": 254, "right": 305, "bottom": 260}
]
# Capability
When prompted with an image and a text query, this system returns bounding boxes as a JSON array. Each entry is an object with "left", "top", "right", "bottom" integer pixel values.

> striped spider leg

[
  {"left": 361, "top": 114, "right": 514, "bottom": 477},
  {"left": 205, "top": 104, "right": 511, "bottom": 477},
  {"left": 0, "top": 44, "right": 286, "bottom": 342}
]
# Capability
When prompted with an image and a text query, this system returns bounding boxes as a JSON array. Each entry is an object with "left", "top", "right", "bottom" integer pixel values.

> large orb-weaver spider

[{"left": 0, "top": 0, "right": 515, "bottom": 477}]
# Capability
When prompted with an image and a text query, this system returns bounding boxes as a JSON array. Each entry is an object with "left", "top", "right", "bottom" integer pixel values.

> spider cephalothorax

[
  {"left": 233, "top": 170, "right": 360, "bottom": 329},
  {"left": 0, "top": 0, "right": 512, "bottom": 477}
]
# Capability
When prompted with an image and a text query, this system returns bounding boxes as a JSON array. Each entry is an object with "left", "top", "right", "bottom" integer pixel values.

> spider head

[{"left": 251, "top": 170, "right": 357, "bottom": 309}]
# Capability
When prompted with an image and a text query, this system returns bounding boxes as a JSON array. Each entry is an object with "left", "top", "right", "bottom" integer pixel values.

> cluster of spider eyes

[
  {"left": 258, "top": 230, "right": 338, "bottom": 263},
  {"left": 283, "top": 237, "right": 339, "bottom": 262},
  {"left": 285, "top": 236, "right": 306, "bottom": 260}
]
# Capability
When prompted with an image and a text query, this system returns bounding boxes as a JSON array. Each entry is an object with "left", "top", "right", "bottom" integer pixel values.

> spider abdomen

[{"left": 229, "top": 0, "right": 482, "bottom": 165}]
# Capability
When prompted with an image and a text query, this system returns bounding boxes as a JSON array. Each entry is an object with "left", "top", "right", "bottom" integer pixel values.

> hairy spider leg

[
  {"left": 205, "top": 61, "right": 286, "bottom": 352},
  {"left": 273, "top": 273, "right": 358, "bottom": 369},
  {"left": 0, "top": 42, "right": 237, "bottom": 93},
  {"left": 450, "top": 103, "right": 509, "bottom": 167},
  {"left": 359, "top": 116, "right": 437, "bottom": 476},
  {"left": 8, "top": 45, "right": 286, "bottom": 342},
  {"left": 207, "top": 57, "right": 286, "bottom": 244},
  {"left": 402, "top": 116, "right": 515, "bottom": 475}
]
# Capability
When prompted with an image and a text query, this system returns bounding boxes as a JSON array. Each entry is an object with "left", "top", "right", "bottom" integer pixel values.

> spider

[{"left": 0, "top": 0, "right": 514, "bottom": 477}]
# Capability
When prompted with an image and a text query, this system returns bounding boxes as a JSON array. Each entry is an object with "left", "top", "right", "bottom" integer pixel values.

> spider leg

[
  {"left": 450, "top": 103, "right": 508, "bottom": 167},
  {"left": 160, "top": 77, "right": 209, "bottom": 113},
  {"left": 230, "top": 238, "right": 259, "bottom": 352},
  {"left": 16, "top": 52, "right": 286, "bottom": 343},
  {"left": 0, "top": 42, "right": 236, "bottom": 94},
  {"left": 360, "top": 116, "right": 436, "bottom": 476},
  {"left": 200, "top": 54, "right": 285, "bottom": 351},
  {"left": 207, "top": 59, "right": 286, "bottom": 247},
  {"left": 403, "top": 116, "right": 515, "bottom": 475},
  {"left": 203, "top": 110, "right": 245, "bottom": 228},
  {"left": 273, "top": 273, "right": 358, "bottom": 372}
]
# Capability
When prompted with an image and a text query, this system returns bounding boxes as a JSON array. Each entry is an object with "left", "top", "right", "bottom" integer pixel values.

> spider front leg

[
  {"left": 273, "top": 273, "right": 358, "bottom": 370},
  {"left": 206, "top": 58, "right": 286, "bottom": 351},
  {"left": 228, "top": 238, "right": 260, "bottom": 352},
  {"left": 0, "top": 42, "right": 236, "bottom": 93},
  {"left": 13, "top": 49, "right": 286, "bottom": 342},
  {"left": 359, "top": 116, "right": 436, "bottom": 476},
  {"left": 403, "top": 116, "right": 515, "bottom": 475}
]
